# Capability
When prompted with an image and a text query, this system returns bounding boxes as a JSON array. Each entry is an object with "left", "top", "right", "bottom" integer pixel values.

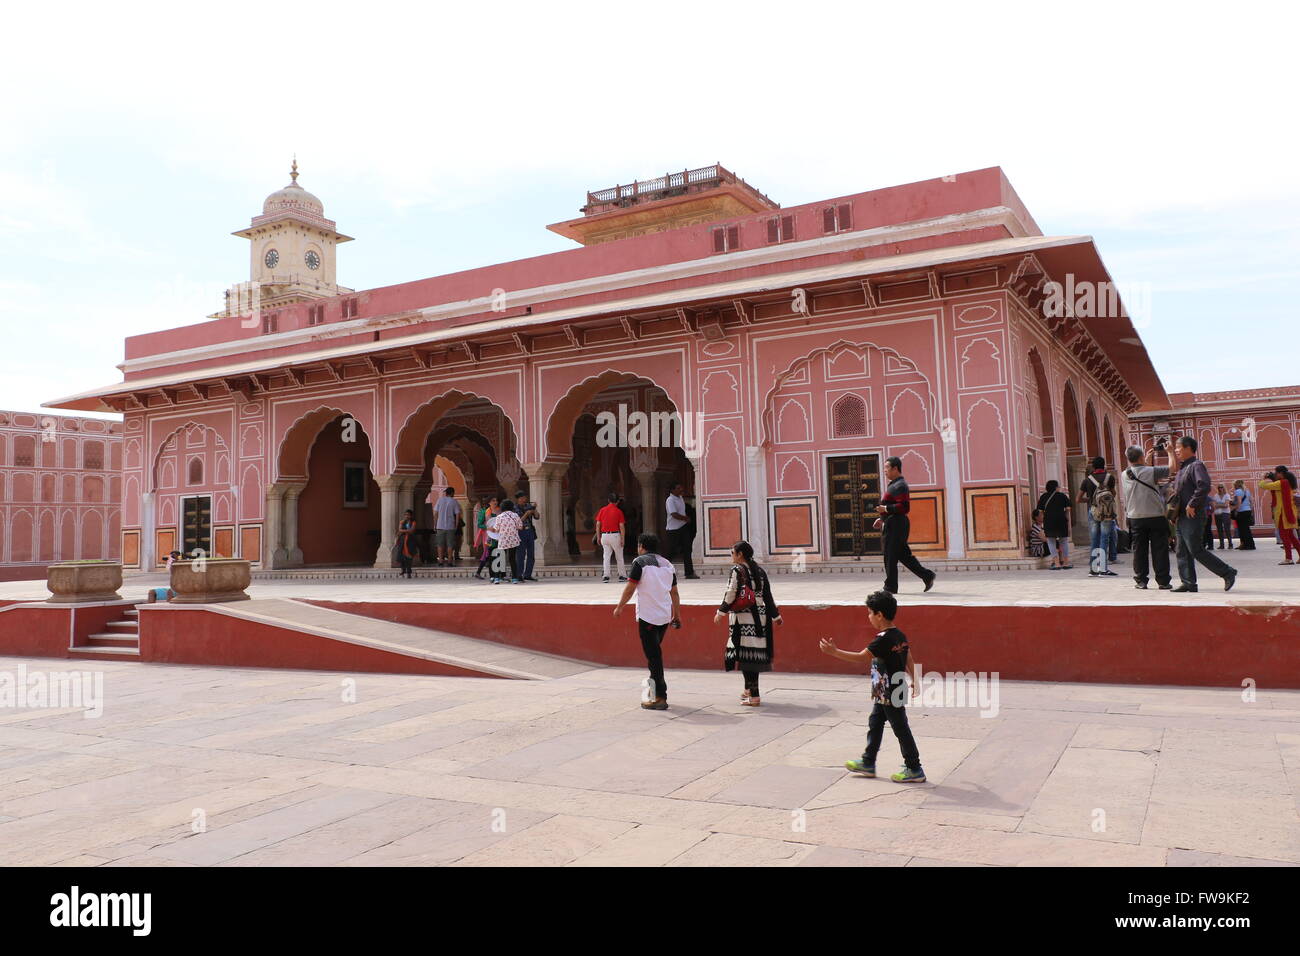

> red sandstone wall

[{"left": 308, "top": 600, "right": 1300, "bottom": 689}]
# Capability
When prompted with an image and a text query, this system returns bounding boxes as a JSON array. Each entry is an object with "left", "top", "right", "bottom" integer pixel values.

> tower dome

[{"left": 261, "top": 159, "right": 324, "bottom": 218}]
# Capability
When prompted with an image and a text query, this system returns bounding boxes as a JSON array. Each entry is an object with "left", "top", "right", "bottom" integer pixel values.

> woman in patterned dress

[{"left": 713, "top": 540, "right": 782, "bottom": 706}]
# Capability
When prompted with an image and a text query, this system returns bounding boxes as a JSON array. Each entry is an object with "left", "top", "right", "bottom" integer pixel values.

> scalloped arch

[
  {"left": 393, "top": 390, "right": 518, "bottom": 475},
  {"left": 761, "top": 340, "right": 939, "bottom": 447},
  {"left": 544, "top": 369, "right": 684, "bottom": 463},
  {"left": 150, "top": 421, "right": 230, "bottom": 492},
  {"left": 276, "top": 406, "right": 371, "bottom": 482}
]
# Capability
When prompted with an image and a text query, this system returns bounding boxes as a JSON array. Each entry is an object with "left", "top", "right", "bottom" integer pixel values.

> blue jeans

[
  {"left": 515, "top": 528, "right": 536, "bottom": 579},
  {"left": 1089, "top": 517, "right": 1115, "bottom": 572}
]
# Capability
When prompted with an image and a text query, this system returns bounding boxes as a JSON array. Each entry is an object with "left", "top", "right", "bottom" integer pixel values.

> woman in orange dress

[{"left": 1260, "top": 466, "right": 1299, "bottom": 564}]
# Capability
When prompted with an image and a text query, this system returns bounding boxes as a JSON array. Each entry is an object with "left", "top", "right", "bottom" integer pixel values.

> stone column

[
  {"left": 496, "top": 457, "right": 523, "bottom": 499},
  {"left": 373, "top": 474, "right": 404, "bottom": 568},
  {"left": 1043, "top": 440, "right": 1062, "bottom": 489},
  {"left": 744, "top": 445, "right": 769, "bottom": 560},
  {"left": 265, "top": 483, "right": 288, "bottom": 568},
  {"left": 685, "top": 451, "right": 705, "bottom": 569},
  {"left": 942, "top": 431, "right": 965, "bottom": 559},
  {"left": 632, "top": 469, "right": 657, "bottom": 545},
  {"left": 522, "top": 461, "right": 567, "bottom": 567},
  {"left": 141, "top": 491, "right": 156, "bottom": 570},
  {"left": 283, "top": 482, "right": 305, "bottom": 567},
  {"left": 1067, "top": 454, "right": 1090, "bottom": 547}
]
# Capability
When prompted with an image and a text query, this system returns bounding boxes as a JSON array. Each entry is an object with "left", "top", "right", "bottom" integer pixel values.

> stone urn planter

[
  {"left": 46, "top": 561, "right": 124, "bottom": 604},
  {"left": 169, "top": 558, "right": 252, "bottom": 604}
]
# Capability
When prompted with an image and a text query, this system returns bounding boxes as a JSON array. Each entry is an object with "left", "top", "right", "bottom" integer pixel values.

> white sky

[{"left": 2, "top": 0, "right": 1298, "bottom": 419}]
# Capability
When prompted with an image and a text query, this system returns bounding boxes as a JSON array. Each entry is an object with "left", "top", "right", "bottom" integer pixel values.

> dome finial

[{"left": 290, "top": 155, "right": 299, "bottom": 183}]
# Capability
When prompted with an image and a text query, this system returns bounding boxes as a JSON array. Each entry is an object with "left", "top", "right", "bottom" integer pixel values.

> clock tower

[{"left": 215, "top": 160, "right": 353, "bottom": 318}]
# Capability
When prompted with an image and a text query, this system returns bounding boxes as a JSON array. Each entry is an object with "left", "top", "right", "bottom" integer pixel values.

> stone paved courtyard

[{"left": 1, "top": 654, "right": 1297, "bottom": 866}]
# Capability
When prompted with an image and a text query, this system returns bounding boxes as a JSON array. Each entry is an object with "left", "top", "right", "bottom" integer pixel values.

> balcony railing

[{"left": 586, "top": 164, "right": 732, "bottom": 206}]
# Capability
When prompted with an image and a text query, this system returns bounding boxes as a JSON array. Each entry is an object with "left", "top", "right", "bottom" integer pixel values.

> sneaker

[
  {"left": 618, "top": 575, "right": 627, "bottom": 582},
  {"left": 891, "top": 766, "right": 927, "bottom": 783},
  {"left": 844, "top": 760, "right": 876, "bottom": 777},
  {"left": 1100, "top": 570, "right": 1118, "bottom": 577},
  {"left": 1134, "top": 582, "right": 1148, "bottom": 589},
  {"left": 640, "top": 698, "right": 668, "bottom": 711},
  {"left": 1158, "top": 583, "right": 1173, "bottom": 590},
  {"left": 602, "top": 576, "right": 610, "bottom": 583}
]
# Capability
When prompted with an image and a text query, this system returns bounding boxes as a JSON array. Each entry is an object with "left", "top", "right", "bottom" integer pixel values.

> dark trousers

[
  {"left": 399, "top": 557, "right": 413, "bottom": 577},
  {"left": 667, "top": 526, "right": 695, "bottom": 576},
  {"left": 883, "top": 515, "right": 930, "bottom": 593},
  {"left": 863, "top": 703, "right": 921, "bottom": 771},
  {"left": 1214, "top": 513, "right": 1233, "bottom": 548},
  {"left": 742, "top": 670, "right": 760, "bottom": 694},
  {"left": 1235, "top": 511, "right": 1255, "bottom": 548},
  {"left": 638, "top": 619, "right": 668, "bottom": 699},
  {"left": 515, "top": 529, "right": 536, "bottom": 579},
  {"left": 1129, "top": 515, "right": 1171, "bottom": 587},
  {"left": 1176, "top": 514, "right": 1235, "bottom": 589},
  {"left": 492, "top": 544, "right": 517, "bottom": 581},
  {"left": 1203, "top": 514, "right": 1215, "bottom": 548}
]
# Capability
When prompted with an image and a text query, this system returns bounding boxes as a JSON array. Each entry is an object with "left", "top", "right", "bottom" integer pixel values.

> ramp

[{"left": 138, "top": 598, "right": 596, "bottom": 680}]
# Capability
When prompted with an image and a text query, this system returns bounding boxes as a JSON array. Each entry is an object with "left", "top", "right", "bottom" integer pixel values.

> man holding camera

[
  {"left": 1167, "top": 436, "right": 1237, "bottom": 592},
  {"left": 1120, "top": 445, "right": 1172, "bottom": 590},
  {"left": 513, "top": 491, "right": 540, "bottom": 582}
]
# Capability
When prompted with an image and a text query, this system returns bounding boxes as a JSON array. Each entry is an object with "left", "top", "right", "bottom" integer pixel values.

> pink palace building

[
  {"left": 0, "top": 411, "right": 122, "bottom": 580},
  {"left": 44, "top": 163, "right": 1169, "bottom": 571},
  {"left": 1130, "top": 385, "right": 1300, "bottom": 537}
]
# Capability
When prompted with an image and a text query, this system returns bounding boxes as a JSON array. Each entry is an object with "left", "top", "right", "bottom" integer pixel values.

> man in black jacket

[
  {"left": 876, "top": 457, "right": 936, "bottom": 595},
  {"left": 1167, "top": 436, "right": 1237, "bottom": 592}
]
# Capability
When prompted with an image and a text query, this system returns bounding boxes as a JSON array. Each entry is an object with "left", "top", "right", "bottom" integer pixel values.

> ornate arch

[
  {"left": 150, "top": 421, "right": 231, "bottom": 492},
  {"left": 393, "top": 390, "right": 518, "bottom": 475},
  {"left": 276, "top": 406, "right": 372, "bottom": 482},
  {"left": 544, "top": 369, "right": 684, "bottom": 463},
  {"left": 760, "top": 339, "right": 940, "bottom": 447}
]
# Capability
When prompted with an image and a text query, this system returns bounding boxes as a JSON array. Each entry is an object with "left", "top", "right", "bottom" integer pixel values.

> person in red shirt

[{"left": 594, "top": 493, "right": 627, "bottom": 582}]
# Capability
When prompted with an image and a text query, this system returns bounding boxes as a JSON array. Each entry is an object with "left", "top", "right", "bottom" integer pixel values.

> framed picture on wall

[{"left": 343, "top": 461, "right": 369, "bottom": 508}]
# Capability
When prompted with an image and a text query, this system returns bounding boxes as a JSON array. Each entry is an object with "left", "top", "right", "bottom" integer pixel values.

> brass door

[
  {"left": 827, "top": 455, "right": 883, "bottom": 556},
  {"left": 182, "top": 495, "right": 212, "bottom": 557}
]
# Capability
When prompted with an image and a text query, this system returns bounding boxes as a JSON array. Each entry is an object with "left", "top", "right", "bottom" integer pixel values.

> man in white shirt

[
  {"left": 614, "top": 532, "right": 681, "bottom": 711},
  {"left": 664, "top": 482, "right": 698, "bottom": 579}
]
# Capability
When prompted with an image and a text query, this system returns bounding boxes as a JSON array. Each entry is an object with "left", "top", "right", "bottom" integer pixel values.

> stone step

[
  {"left": 86, "top": 633, "right": 140, "bottom": 648},
  {"left": 106, "top": 620, "right": 139, "bottom": 632},
  {"left": 69, "top": 646, "right": 141, "bottom": 660}
]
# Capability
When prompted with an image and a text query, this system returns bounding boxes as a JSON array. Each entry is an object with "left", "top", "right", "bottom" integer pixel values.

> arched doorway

[
  {"left": 545, "top": 372, "right": 695, "bottom": 566},
  {"left": 392, "top": 391, "right": 518, "bottom": 568},
  {"left": 272, "top": 407, "right": 380, "bottom": 567}
]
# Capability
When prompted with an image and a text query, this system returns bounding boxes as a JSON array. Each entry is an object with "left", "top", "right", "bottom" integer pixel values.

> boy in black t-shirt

[{"left": 819, "top": 589, "right": 925, "bottom": 783}]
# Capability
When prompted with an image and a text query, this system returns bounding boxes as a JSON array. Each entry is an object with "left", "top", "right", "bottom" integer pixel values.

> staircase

[{"left": 70, "top": 606, "right": 142, "bottom": 661}]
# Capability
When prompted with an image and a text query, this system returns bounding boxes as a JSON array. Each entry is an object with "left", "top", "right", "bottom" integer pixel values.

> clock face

[
  {"left": 305, "top": 250, "right": 321, "bottom": 270},
  {"left": 264, "top": 249, "right": 279, "bottom": 269}
]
